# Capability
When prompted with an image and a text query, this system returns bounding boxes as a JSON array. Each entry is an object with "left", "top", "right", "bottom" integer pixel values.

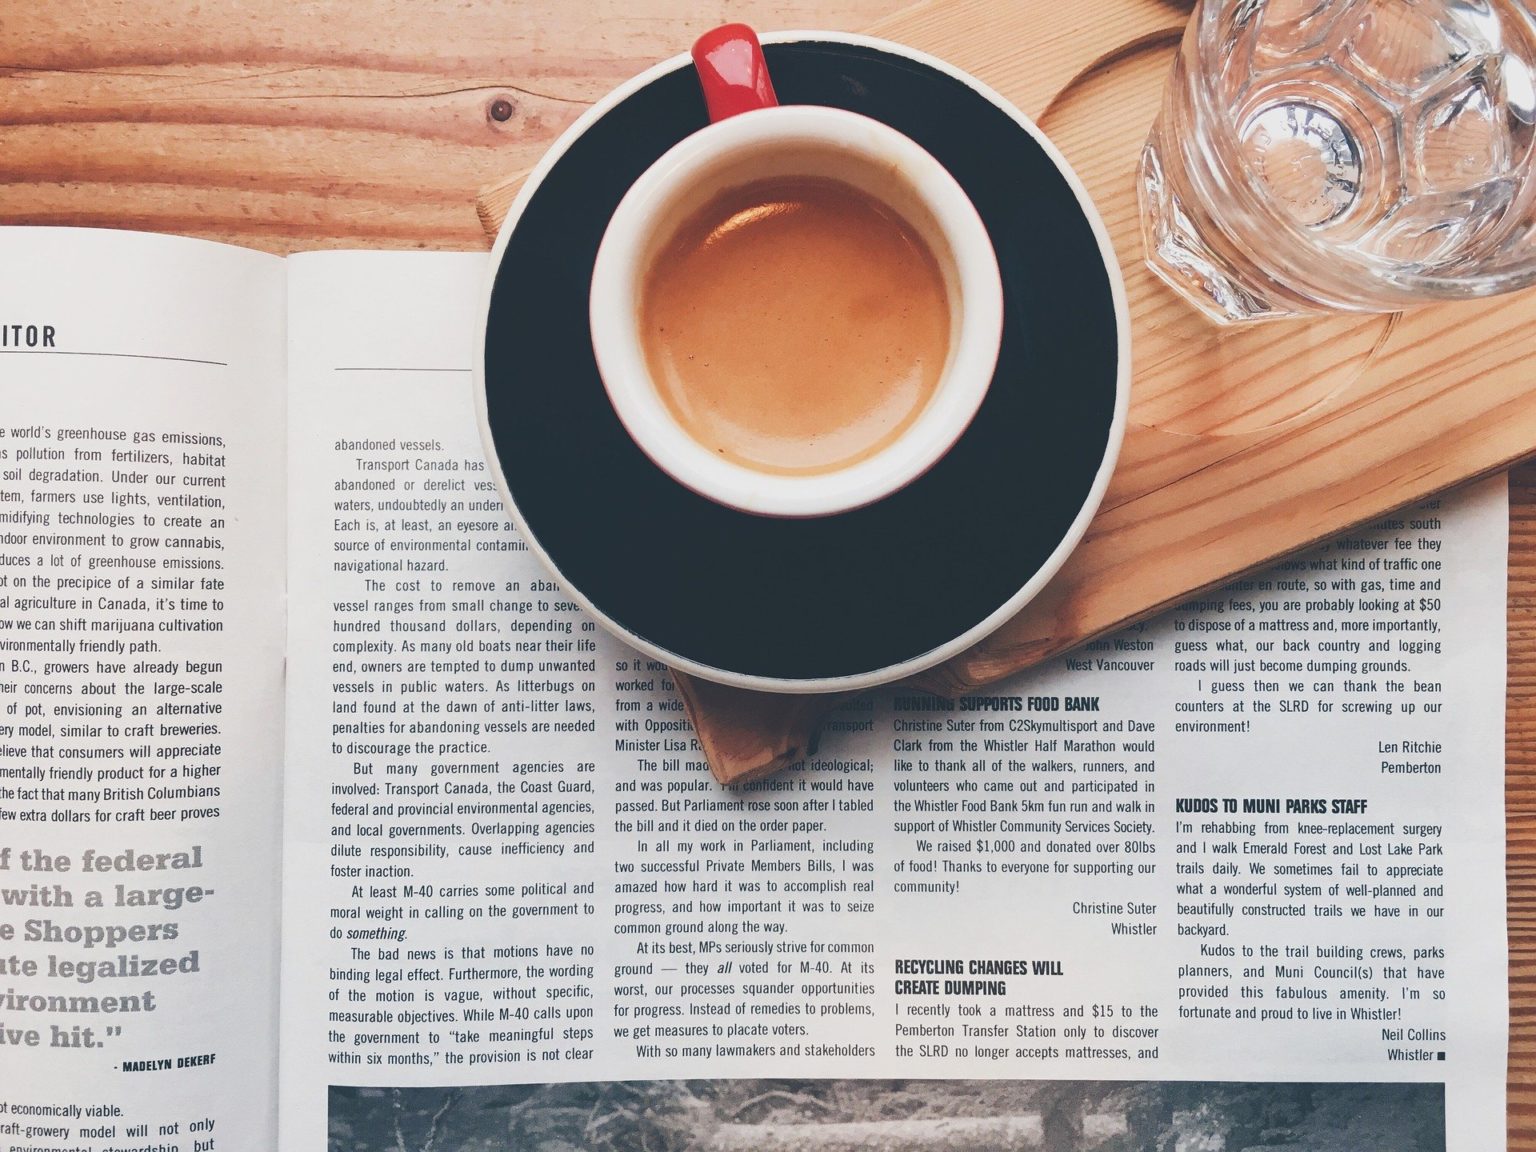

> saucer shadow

[{"left": 483, "top": 40, "right": 1122, "bottom": 683}]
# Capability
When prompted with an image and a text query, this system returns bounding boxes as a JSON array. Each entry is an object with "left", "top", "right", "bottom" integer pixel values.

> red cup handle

[{"left": 691, "top": 24, "right": 779, "bottom": 122}]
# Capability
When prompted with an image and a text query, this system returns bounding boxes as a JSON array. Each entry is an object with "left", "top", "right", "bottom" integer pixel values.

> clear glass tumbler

[{"left": 1141, "top": 0, "right": 1536, "bottom": 323}]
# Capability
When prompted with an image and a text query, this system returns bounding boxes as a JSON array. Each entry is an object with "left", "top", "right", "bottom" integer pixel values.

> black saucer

[{"left": 481, "top": 35, "right": 1125, "bottom": 688}]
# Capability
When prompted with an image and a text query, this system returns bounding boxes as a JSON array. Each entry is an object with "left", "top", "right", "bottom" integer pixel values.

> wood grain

[
  {"left": 1, "top": 0, "right": 1530, "bottom": 1142},
  {"left": 0, "top": 1, "right": 892, "bottom": 253}
]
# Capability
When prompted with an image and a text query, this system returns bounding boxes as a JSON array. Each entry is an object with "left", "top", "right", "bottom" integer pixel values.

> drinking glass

[{"left": 1140, "top": 0, "right": 1536, "bottom": 323}]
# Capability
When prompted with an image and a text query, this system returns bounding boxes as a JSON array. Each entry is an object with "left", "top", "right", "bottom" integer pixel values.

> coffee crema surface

[{"left": 640, "top": 175, "right": 951, "bottom": 476}]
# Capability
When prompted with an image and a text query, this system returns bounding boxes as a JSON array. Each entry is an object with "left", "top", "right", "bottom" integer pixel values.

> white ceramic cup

[{"left": 589, "top": 41, "right": 1003, "bottom": 519}]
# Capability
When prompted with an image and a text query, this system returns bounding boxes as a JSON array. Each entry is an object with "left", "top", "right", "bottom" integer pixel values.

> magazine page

[
  {"left": 282, "top": 251, "right": 1507, "bottom": 1152},
  {"left": 0, "top": 229, "right": 288, "bottom": 1150}
]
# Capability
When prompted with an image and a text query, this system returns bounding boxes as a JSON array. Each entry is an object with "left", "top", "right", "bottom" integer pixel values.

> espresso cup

[{"left": 589, "top": 24, "right": 1003, "bottom": 518}]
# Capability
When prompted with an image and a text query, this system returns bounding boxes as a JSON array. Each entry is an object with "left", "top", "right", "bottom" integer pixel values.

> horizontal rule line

[
  {"left": 333, "top": 367, "right": 471, "bottom": 373},
  {"left": 0, "top": 349, "right": 227, "bottom": 367}
]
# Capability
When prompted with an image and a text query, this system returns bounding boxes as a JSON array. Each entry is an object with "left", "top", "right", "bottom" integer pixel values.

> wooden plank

[
  {"left": 476, "top": 0, "right": 1176, "bottom": 218},
  {"left": 3, "top": 0, "right": 1532, "bottom": 1144}
]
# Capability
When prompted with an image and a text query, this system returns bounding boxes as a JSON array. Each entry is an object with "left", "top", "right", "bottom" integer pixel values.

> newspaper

[
  {"left": 282, "top": 253, "right": 1508, "bottom": 1152},
  {"left": 0, "top": 234, "right": 1507, "bottom": 1152}
]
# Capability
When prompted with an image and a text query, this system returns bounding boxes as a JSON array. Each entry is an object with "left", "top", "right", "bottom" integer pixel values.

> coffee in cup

[
  {"left": 590, "top": 25, "right": 1002, "bottom": 518},
  {"left": 640, "top": 174, "right": 951, "bottom": 477}
]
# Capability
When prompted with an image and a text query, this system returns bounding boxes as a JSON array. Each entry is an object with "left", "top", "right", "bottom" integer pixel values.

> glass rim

[{"left": 1183, "top": 0, "right": 1536, "bottom": 307}]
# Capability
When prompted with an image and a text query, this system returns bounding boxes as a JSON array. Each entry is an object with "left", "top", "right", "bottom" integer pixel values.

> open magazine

[{"left": 0, "top": 230, "right": 1508, "bottom": 1152}]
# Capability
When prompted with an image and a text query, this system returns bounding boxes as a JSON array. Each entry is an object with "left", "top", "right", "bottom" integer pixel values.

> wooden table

[{"left": 4, "top": 0, "right": 1531, "bottom": 1139}]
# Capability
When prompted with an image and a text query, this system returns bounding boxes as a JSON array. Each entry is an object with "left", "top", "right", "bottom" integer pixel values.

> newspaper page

[
  {"left": 0, "top": 230, "right": 288, "bottom": 1150},
  {"left": 282, "top": 251, "right": 1508, "bottom": 1152}
]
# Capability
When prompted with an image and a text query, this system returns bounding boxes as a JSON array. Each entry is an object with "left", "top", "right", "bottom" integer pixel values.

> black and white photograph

[{"left": 328, "top": 1078, "right": 1445, "bottom": 1152}]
